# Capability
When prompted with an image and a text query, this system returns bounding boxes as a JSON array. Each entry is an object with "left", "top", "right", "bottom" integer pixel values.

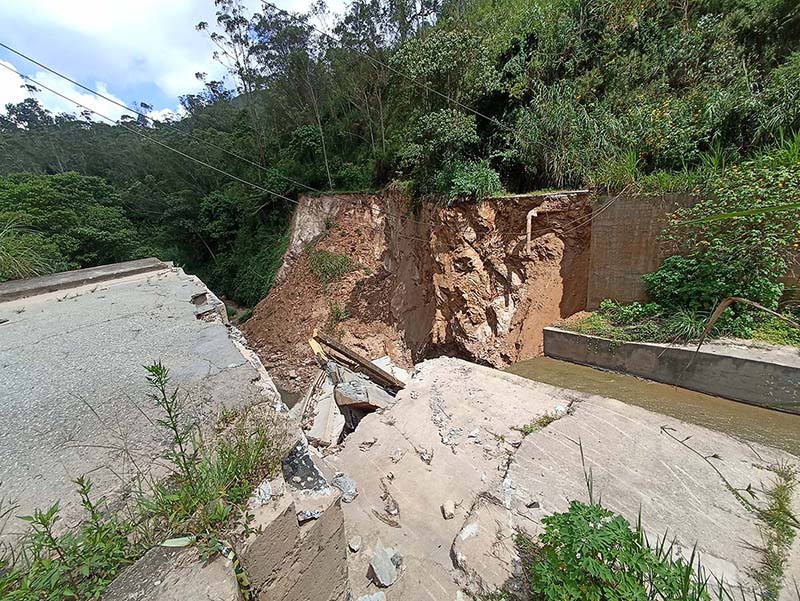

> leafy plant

[
  {"left": 518, "top": 501, "right": 716, "bottom": 601},
  {"left": 326, "top": 300, "right": 351, "bottom": 332},
  {"left": 0, "top": 478, "right": 135, "bottom": 600},
  {"left": 445, "top": 160, "right": 504, "bottom": 201},
  {"left": 644, "top": 157, "right": 800, "bottom": 337},
  {"left": 1, "top": 363, "right": 288, "bottom": 599}
]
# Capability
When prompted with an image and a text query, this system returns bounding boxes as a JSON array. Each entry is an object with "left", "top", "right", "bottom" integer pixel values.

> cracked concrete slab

[
  {"left": 0, "top": 266, "right": 279, "bottom": 539},
  {"left": 454, "top": 395, "right": 800, "bottom": 597},
  {"left": 324, "top": 357, "right": 574, "bottom": 599},
  {"left": 324, "top": 357, "right": 800, "bottom": 599}
]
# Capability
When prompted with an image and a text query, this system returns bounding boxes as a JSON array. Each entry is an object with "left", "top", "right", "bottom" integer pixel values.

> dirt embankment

[{"left": 244, "top": 190, "right": 592, "bottom": 392}]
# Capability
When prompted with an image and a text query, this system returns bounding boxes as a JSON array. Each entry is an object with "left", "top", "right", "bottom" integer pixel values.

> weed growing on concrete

[
  {"left": 0, "top": 478, "right": 137, "bottom": 600},
  {"left": 516, "top": 414, "right": 557, "bottom": 436},
  {"left": 138, "top": 363, "right": 289, "bottom": 542},
  {"left": 0, "top": 363, "right": 288, "bottom": 599},
  {"left": 307, "top": 248, "right": 358, "bottom": 285},
  {"left": 515, "top": 501, "right": 720, "bottom": 601},
  {"left": 750, "top": 463, "right": 798, "bottom": 600},
  {"left": 662, "top": 426, "right": 799, "bottom": 599}
]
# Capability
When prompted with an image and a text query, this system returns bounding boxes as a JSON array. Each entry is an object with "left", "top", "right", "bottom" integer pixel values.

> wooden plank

[{"left": 313, "top": 329, "right": 405, "bottom": 391}]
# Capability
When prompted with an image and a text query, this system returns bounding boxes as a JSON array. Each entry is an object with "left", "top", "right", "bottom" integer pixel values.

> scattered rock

[
  {"left": 288, "top": 370, "right": 298, "bottom": 379},
  {"left": 348, "top": 535, "right": 362, "bottom": 553},
  {"left": 296, "top": 509, "right": 321, "bottom": 524},
  {"left": 389, "top": 448, "right": 405, "bottom": 463},
  {"left": 525, "top": 500, "right": 540, "bottom": 509},
  {"left": 370, "top": 542, "right": 399, "bottom": 587},
  {"left": 332, "top": 472, "right": 358, "bottom": 503},
  {"left": 467, "top": 428, "right": 480, "bottom": 439},
  {"left": 250, "top": 480, "right": 272, "bottom": 506},
  {"left": 416, "top": 446, "right": 433, "bottom": 465},
  {"left": 441, "top": 500, "right": 455, "bottom": 520}
]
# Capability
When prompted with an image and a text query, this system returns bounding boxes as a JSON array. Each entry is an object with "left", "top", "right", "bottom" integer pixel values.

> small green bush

[
  {"left": 446, "top": 161, "right": 504, "bottom": 201},
  {"left": 643, "top": 156, "right": 800, "bottom": 336},
  {"left": 520, "top": 501, "right": 715, "bottom": 601},
  {"left": 308, "top": 248, "right": 358, "bottom": 285},
  {"left": 326, "top": 301, "right": 351, "bottom": 332}
]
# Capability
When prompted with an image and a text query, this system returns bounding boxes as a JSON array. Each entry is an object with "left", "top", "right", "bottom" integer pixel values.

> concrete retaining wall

[
  {"left": 543, "top": 327, "right": 800, "bottom": 413},
  {"left": 586, "top": 193, "right": 696, "bottom": 309}
]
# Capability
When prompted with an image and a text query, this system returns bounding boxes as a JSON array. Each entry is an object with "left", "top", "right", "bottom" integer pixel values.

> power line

[
  {"left": 0, "top": 62, "right": 303, "bottom": 206},
  {"left": 0, "top": 40, "right": 318, "bottom": 197},
  {"left": 0, "top": 58, "right": 431, "bottom": 230},
  {"left": 0, "top": 41, "right": 432, "bottom": 228}
]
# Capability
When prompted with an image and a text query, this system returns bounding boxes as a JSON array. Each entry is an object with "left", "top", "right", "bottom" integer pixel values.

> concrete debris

[
  {"left": 349, "top": 535, "right": 362, "bottom": 553},
  {"left": 101, "top": 545, "right": 240, "bottom": 601},
  {"left": 297, "top": 509, "right": 322, "bottom": 523},
  {"left": 313, "top": 330, "right": 406, "bottom": 392},
  {"left": 441, "top": 500, "right": 455, "bottom": 520},
  {"left": 356, "top": 593, "right": 386, "bottom": 601},
  {"left": 335, "top": 379, "right": 393, "bottom": 410},
  {"left": 369, "top": 542, "right": 401, "bottom": 587},
  {"left": 298, "top": 346, "right": 403, "bottom": 447},
  {"left": 372, "top": 355, "right": 410, "bottom": 385},
  {"left": 416, "top": 446, "right": 434, "bottom": 465},
  {"left": 332, "top": 472, "right": 358, "bottom": 503},
  {"left": 282, "top": 441, "right": 329, "bottom": 493},
  {"left": 251, "top": 480, "right": 273, "bottom": 506}
]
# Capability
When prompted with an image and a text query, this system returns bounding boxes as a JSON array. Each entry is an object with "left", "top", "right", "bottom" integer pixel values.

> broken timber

[{"left": 312, "top": 330, "right": 405, "bottom": 392}]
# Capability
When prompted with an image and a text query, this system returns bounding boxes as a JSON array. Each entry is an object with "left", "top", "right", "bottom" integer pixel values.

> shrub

[
  {"left": 644, "top": 156, "right": 800, "bottom": 336},
  {"left": 445, "top": 161, "right": 504, "bottom": 200},
  {"left": 307, "top": 248, "right": 358, "bottom": 285},
  {"left": 520, "top": 501, "right": 715, "bottom": 601},
  {"left": 327, "top": 301, "right": 351, "bottom": 327},
  {"left": 599, "top": 299, "right": 662, "bottom": 325}
]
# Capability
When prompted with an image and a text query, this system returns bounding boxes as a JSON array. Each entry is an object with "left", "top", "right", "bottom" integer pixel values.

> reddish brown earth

[{"left": 244, "top": 191, "right": 592, "bottom": 393}]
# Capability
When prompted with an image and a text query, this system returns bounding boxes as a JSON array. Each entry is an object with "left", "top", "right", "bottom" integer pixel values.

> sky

[{"left": 0, "top": 0, "right": 346, "bottom": 122}]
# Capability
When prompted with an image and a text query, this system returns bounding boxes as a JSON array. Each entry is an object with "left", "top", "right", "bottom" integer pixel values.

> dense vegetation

[{"left": 1, "top": 0, "right": 799, "bottom": 312}]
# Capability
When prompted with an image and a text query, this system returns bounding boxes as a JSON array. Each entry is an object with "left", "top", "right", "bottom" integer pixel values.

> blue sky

[{"left": 0, "top": 0, "right": 346, "bottom": 121}]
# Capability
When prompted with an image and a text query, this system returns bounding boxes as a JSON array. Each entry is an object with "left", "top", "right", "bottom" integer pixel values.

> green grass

[
  {"left": 307, "top": 248, "right": 358, "bottom": 285},
  {"left": 752, "top": 463, "right": 799, "bottom": 599},
  {"left": 516, "top": 413, "right": 558, "bottom": 436},
  {"left": 565, "top": 300, "right": 710, "bottom": 344}
]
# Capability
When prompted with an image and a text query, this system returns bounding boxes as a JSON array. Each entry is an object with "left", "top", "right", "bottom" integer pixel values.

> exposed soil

[{"left": 244, "top": 191, "right": 592, "bottom": 393}]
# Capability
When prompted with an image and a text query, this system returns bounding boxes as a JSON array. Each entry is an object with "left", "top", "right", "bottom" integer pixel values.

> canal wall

[
  {"left": 586, "top": 193, "right": 696, "bottom": 309},
  {"left": 543, "top": 327, "right": 800, "bottom": 413}
]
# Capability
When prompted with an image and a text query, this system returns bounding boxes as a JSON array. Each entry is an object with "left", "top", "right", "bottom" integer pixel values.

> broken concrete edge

[
  {"left": 543, "top": 327, "right": 800, "bottom": 413},
  {"left": 0, "top": 257, "right": 169, "bottom": 302}
]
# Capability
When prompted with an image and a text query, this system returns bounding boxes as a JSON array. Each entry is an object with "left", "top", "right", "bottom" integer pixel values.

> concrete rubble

[{"left": 11, "top": 261, "right": 800, "bottom": 600}]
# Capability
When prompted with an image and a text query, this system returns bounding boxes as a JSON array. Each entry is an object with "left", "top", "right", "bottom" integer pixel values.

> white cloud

[
  {"left": 28, "top": 73, "right": 133, "bottom": 122},
  {"left": 0, "top": 0, "right": 348, "bottom": 120},
  {"left": 0, "top": 60, "right": 29, "bottom": 108}
]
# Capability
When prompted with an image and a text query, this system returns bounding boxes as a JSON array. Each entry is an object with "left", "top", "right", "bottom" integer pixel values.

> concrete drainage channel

[{"left": 543, "top": 327, "right": 800, "bottom": 413}]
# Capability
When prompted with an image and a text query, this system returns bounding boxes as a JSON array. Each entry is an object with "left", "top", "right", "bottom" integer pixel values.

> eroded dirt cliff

[{"left": 244, "top": 190, "right": 592, "bottom": 392}]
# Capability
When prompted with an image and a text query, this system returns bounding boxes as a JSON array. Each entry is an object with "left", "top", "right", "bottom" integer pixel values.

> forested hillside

[{"left": 1, "top": 0, "right": 798, "bottom": 308}]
